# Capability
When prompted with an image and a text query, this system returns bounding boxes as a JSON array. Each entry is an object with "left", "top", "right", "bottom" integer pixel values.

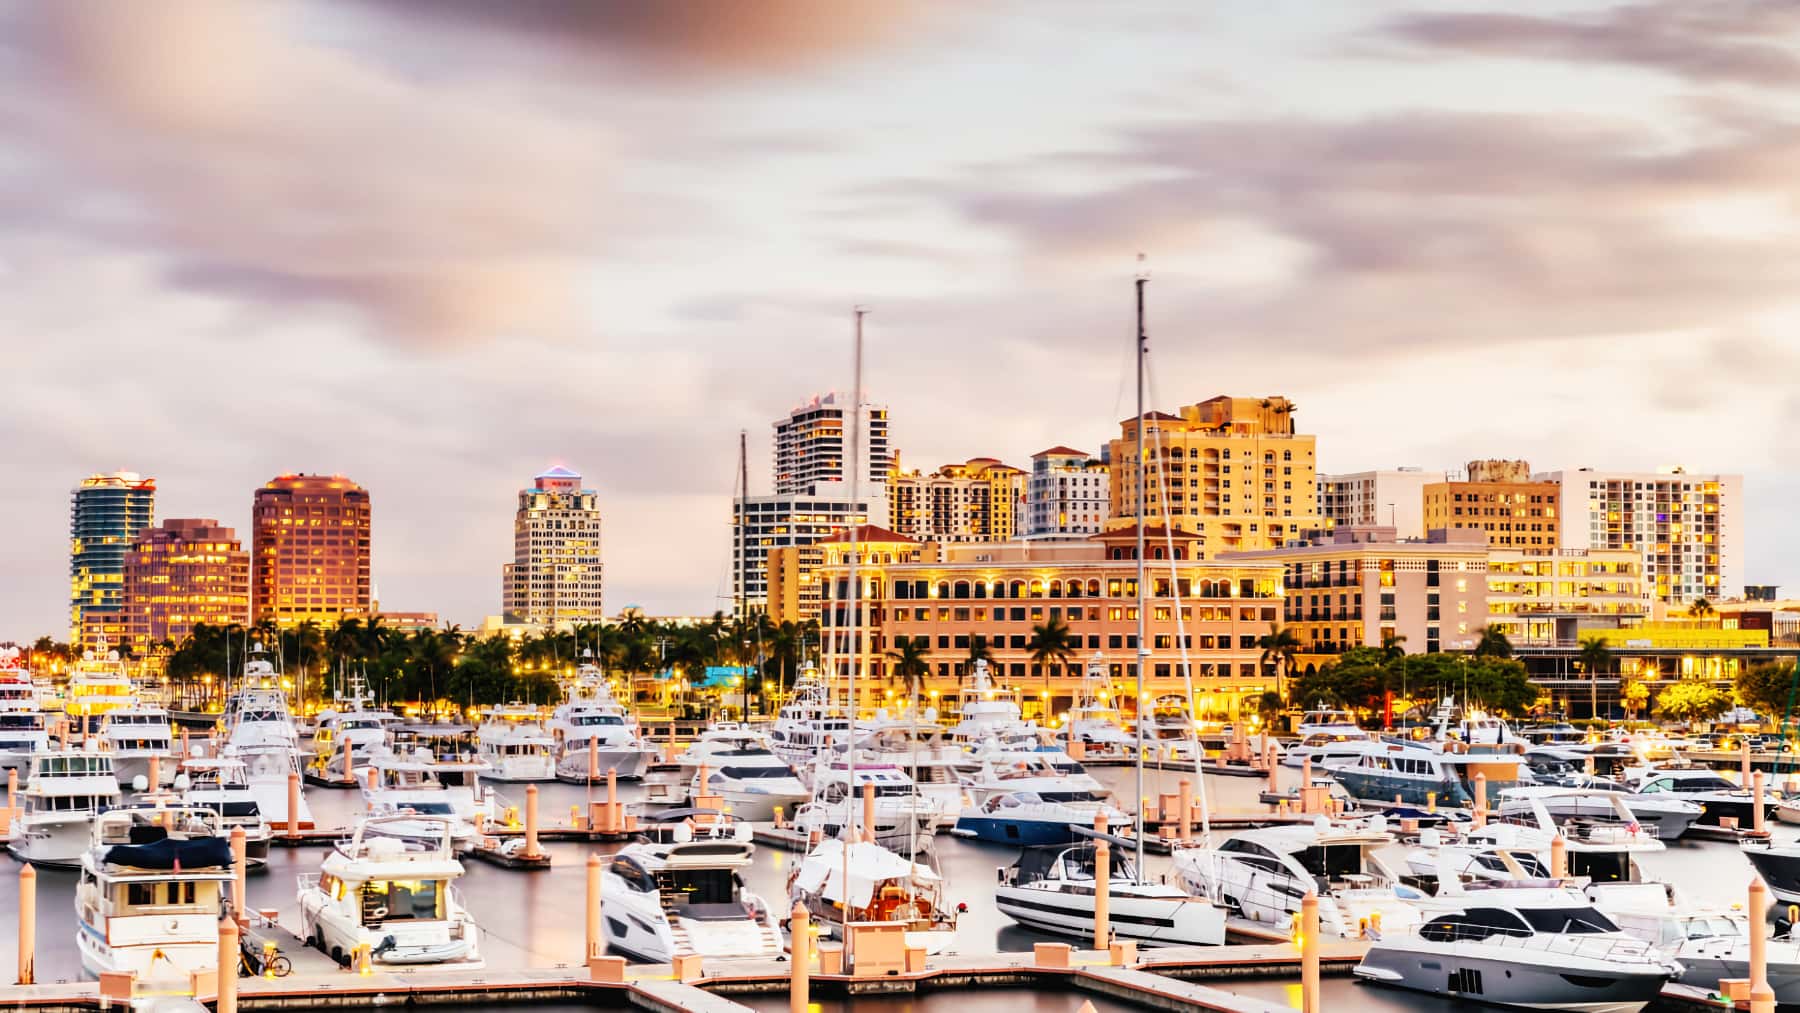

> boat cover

[
  {"left": 794, "top": 837, "right": 938, "bottom": 908},
  {"left": 105, "top": 836, "right": 234, "bottom": 870}
]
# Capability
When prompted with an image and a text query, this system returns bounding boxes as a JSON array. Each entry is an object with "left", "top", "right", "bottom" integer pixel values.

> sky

[{"left": 2, "top": 1, "right": 1798, "bottom": 638}]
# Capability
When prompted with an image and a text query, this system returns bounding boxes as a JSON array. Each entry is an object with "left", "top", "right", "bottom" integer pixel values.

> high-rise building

[
  {"left": 501, "top": 465, "right": 604, "bottom": 627},
  {"left": 1317, "top": 468, "right": 1443, "bottom": 540},
  {"left": 125, "top": 518, "right": 250, "bottom": 650},
  {"left": 1539, "top": 467, "right": 1744, "bottom": 606},
  {"left": 1422, "top": 460, "right": 1561, "bottom": 554},
  {"left": 733, "top": 489, "right": 883, "bottom": 615},
  {"left": 774, "top": 392, "right": 892, "bottom": 496},
  {"left": 888, "top": 457, "right": 1026, "bottom": 543},
  {"left": 1105, "top": 395, "right": 1321, "bottom": 555},
  {"left": 1023, "top": 447, "right": 1110, "bottom": 539},
  {"left": 251, "top": 474, "right": 371, "bottom": 626},
  {"left": 70, "top": 471, "right": 157, "bottom": 650}
]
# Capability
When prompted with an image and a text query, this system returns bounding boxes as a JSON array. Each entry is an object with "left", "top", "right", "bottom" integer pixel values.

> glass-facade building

[{"left": 70, "top": 471, "right": 157, "bottom": 650}]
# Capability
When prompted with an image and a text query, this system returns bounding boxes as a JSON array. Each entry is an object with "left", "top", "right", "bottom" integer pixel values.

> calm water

[{"left": 1, "top": 761, "right": 1781, "bottom": 1012}]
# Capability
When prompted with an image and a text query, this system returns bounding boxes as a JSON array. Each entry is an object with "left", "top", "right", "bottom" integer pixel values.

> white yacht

[
  {"left": 98, "top": 705, "right": 177, "bottom": 791},
  {"left": 789, "top": 836, "right": 958, "bottom": 952},
  {"left": 791, "top": 763, "right": 939, "bottom": 854},
  {"left": 1173, "top": 820, "right": 1425, "bottom": 938},
  {"left": 220, "top": 649, "right": 300, "bottom": 754},
  {"left": 945, "top": 659, "right": 1038, "bottom": 749},
  {"left": 847, "top": 721, "right": 968, "bottom": 826},
  {"left": 358, "top": 750, "right": 493, "bottom": 852},
  {"left": 1296, "top": 707, "right": 1362, "bottom": 737},
  {"left": 996, "top": 839, "right": 1225, "bottom": 946},
  {"left": 1355, "top": 885, "right": 1678, "bottom": 1013},
  {"left": 7, "top": 749, "right": 124, "bottom": 866},
  {"left": 64, "top": 643, "right": 138, "bottom": 734},
  {"left": 957, "top": 743, "right": 1109, "bottom": 810},
  {"left": 1137, "top": 694, "right": 1199, "bottom": 764},
  {"left": 75, "top": 804, "right": 236, "bottom": 981},
  {"left": 680, "top": 729, "right": 809, "bottom": 821},
  {"left": 0, "top": 648, "right": 50, "bottom": 771},
  {"left": 600, "top": 835, "right": 783, "bottom": 964},
  {"left": 1626, "top": 766, "right": 1772, "bottom": 831},
  {"left": 178, "top": 756, "right": 272, "bottom": 864},
  {"left": 1058, "top": 655, "right": 1136, "bottom": 761},
  {"left": 297, "top": 815, "right": 482, "bottom": 968},
  {"left": 308, "top": 705, "right": 402, "bottom": 782},
  {"left": 551, "top": 666, "right": 655, "bottom": 782},
  {"left": 475, "top": 704, "right": 556, "bottom": 782},
  {"left": 955, "top": 789, "right": 1127, "bottom": 847},
  {"left": 1281, "top": 729, "right": 1374, "bottom": 771},
  {"left": 767, "top": 669, "right": 853, "bottom": 768}
]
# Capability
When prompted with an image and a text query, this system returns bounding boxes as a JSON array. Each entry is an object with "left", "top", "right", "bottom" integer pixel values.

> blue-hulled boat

[{"left": 954, "top": 789, "right": 1126, "bottom": 845}]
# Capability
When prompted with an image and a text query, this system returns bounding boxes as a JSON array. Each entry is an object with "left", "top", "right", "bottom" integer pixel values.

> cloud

[
  {"left": 1375, "top": 3, "right": 1800, "bottom": 87},
  {"left": 1, "top": 0, "right": 611, "bottom": 346}
]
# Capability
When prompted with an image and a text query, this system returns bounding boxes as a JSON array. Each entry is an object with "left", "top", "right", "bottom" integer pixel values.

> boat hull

[
  {"left": 555, "top": 746, "right": 652, "bottom": 783},
  {"left": 1743, "top": 847, "right": 1800, "bottom": 904},
  {"left": 955, "top": 815, "right": 1083, "bottom": 846},
  {"left": 995, "top": 883, "right": 1225, "bottom": 946},
  {"left": 1355, "top": 942, "right": 1669, "bottom": 1013}
]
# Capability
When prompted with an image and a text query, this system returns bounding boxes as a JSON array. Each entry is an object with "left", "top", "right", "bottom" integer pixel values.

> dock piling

[
  {"left": 1178, "top": 778, "right": 1192, "bottom": 842},
  {"left": 1266, "top": 744, "right": 1278, "bottom": 795},
  {"left": 149, "top": 753, "right": 160, "bottom": 791},
  {"left": 7, "top": 767, "right": 15, "bottom": 810},
  {"left": 286, "top": 771, "right": 301, "bottom": 839},
  {"left": 862, "top": 782, "right": 876, "bottom": 843},
  {"left": 230, "top": 825, "right": 247, "bottom": 925},
  {"left": 1300, "top": 891, "right": 1319, "bottom": 1013},
  {"left": 1751, "top": 877, "right": 1774, "bottom": 1013},
  {"left": 180, "top": 726, "right": 190, "bottom": 759},
  {"left": 1755, "top": 770, "right": 1768, "bottom": 835},
  {"left": 1473, "top": 773, "right": 1487, "bottom": 829},
  {"left": 1094, "top": 835, "right": 1111, "bottom": 948},
  {"left": 525, "top": 784, "right": 542, "bottom": 859},
  {"left": 17, "top": 863, "right": 34, "bottom": 985},
  {"left": 218, "top": 915, "right": 238, "bottom": 1013},
  {"left": 586, "top": 853, "right": 603, "bottom": 961},
  {"left": 790, "top": 901, "right": 811, "bottom": 1013},
  {"left": 342, "top": 735, "right": 353, "bottom": 785},
  {"left": 588, "top": 738, "right": 599, "bottom": 792},
  {"left": 607, "top": 767, "right": 619, "bottom": 833},
  {"left": 1744, "top": 740, "right": 1753, "bottom": 786},
  {"left": 1550, "top": 833, "right": 1566, "bottom": 879}
]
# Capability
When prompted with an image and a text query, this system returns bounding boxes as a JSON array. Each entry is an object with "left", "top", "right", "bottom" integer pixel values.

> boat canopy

[{"left": 794, "top": 838, "right": 938, "bottom": 908}]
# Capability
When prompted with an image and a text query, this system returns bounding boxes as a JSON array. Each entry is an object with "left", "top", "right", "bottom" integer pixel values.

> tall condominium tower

[
  {"left": 1023, "top": 447, "right": 1110, "bottom": 539},
  {"left": 251, "top": 474, "right": 371, "bottom": 625},
  {"left": 774, "top": 392, "right": 892, "bottom": 496},
  {"left": 1106, "top": 395, "right": 1321, "bottom": 555},
  {"left": 70, "top": 471, "right": 156, "bottom": 649},
  {"left": 125, "top": 518, "right": 250, "bottom": 650},
  {"left": 1540, "top": 466, "right": 1744, "bottom": 606},
  {"left": 501, "top": 465, "right": 604, "bottom": 627},
  {"left": 888, "top": 456, "right": 1026, "bottom": 543}
]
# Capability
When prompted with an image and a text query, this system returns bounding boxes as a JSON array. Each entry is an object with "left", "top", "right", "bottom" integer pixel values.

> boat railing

[{"left": 297, "top": 872, "right": 321, "bottom": 894}]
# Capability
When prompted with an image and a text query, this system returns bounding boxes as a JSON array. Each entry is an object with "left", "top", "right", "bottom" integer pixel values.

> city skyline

[{"left": 4, "top": 2, "right": 1799, "bottom": 638}]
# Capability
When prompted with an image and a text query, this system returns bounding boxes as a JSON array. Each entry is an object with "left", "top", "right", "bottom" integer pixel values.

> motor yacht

[
  {"left": 64, "top": 642, "right": 138, "bottom": 734},
  {"left": 767, "top": 668, "right": 853, "bottom": 768},
  {"left": 957, "top": 743, "right": 1109, "bottom": 809},
  {"left": 1354, "top": 886, "right": 1679, "bottom": 1013},
  {"left": 178, "top": 756, "right": 272, "bottom": 865},
  {"left": 847, "top": 721, "right": 968, "bottom": 826},
  {"left": 1282, "top": 729, "right": 1374, "bottom": 770},
  {"left": 1137, "top": 694, "right": 1199, "bottom": 764},
  {"left": 1296, "top": 707, "right": 1362, "bottom": 737},
  {"left": 1660, "top": 918, "right": 1800, "bottom": 1004},
  {"left": 793, "top": 763, "right": 939, "bottom": 853},
  {"left": 996, "top": 838, "right": 1225, "bottom": 946},
  {"left": 1498, "top": 782, "right": 1703, "bottom": 842},
  {"left": 307, "top": 705, "right": 403, "bottom": 782},
  {"left": 679, "top": 730, "right": 809, "bottom": 821},
  {"left": 1059, "top": 655, "right": 1136, "bottom": 761},
  {"left": 474, "top": 704, "right": 556, "bottom": 782},
  {"left": 600, "top": 835, "right": 783, "bottom": 964},
  {"left": 98, "top": 705, "right": 177, "bottom": 791},
  {"left": 220, "top": 741, "right": 313, "bottom": 832},
  {"left": 944, "top": 659, "right": 1038, "bottom": 749},
  {"left": 955, "top": 789, "right": 1126, "bottom": 846},
  {"left": 220, "top": 649, "right": 301, "bottom": 754},
  {"left": 551, "top": 669, "right": 656, "bottom": 782},
  {"left": 1627, "top": 766, "right": 1773, "bottom": 831},
  {"left": 1739, "top": 840, "right": 1800, "bottom": 904},
  {"left": 1172, "top": 820, "right": 1424, "bottom": 938},
  {"left": 1323, "top": 737, "right": 1527, "bottom": 811},
  {"left": 357, "top": 750, "right": 493, "bottom": 852},
  {"left": 74, "top": 804, "right": 236, "bottom": 981},
  {"left": 0, "top": 664, "right": 50, "bottom": 773},
  {"left": 7, "top": 749, "right": 124, "bottom": 866},
  {"left": 789, "top": 836, "right": 958, "bottom": 952},
  {"left": 297, "top": 815, "right": 482, "bottom": 968}
]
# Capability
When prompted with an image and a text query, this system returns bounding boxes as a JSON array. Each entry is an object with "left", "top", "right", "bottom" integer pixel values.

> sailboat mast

[
  {"left": 740, "top": 429, "right": 750, "bottom": 718},
  {"left": 1134, "top": 271, "right": 1148, "bottom": 875},
  {"left": 845, "top": 306, "right": 865, "bottom": 938}
]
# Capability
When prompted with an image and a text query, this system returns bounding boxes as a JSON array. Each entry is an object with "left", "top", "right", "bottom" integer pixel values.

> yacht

[
  {"left": 996, "top": 838, "right": 1225, "bottom": 946},
  {"left": 1519, "top": 721, "right": 1588, "bottom": 746},
  {"left": 1296, "top": 707, "right": 1362, "bottom": 737},
  {"left": 308, "top": 705, "right": 403, "bottom": 782},
  {"left": 767, "top": 668, "right": 852, "bottom": 768},
  {"left": 75, "top": 804, "right": 236, "bottom": 981},
  {"left": 1137, "top": 694, "right": 1199, "bottom": 764},
  {"left": 551, "top": 668, "right": 656, "bottom": 782},
  {"left": 944, "top": 659, "right": 1038, "bottom": 749},
  {"left": 1739, "top": 840, "right": 1800, "bottom": 904},
  {"left": 955, "top": 789, "right": 1126, "bottom": 846},
  {"left": 64, "top": 643, "right": 138, "bottom": 734},
  {"left": 1323, "top": 737, "right": 1528, "bottom": 811},
  {"left": 1172, "top": 820, "right": 1425, "bottom": 938},
  {"left": 600, "top": 836, "right": 783, "bottom": 964},
  {"left": 7, "top": 749, "right": 124, "bottom": 866},
  {"left": 793, "top": 763, "right": 939, "bottom": 853},
  {"left": 958, "top": 743, "right": 1111, "bottom": 810},
  {"left": 1662, "top": 919, "right": 1800, "bottom": 1004},
  {"left": 358, "top": 750, "right": 493, "bottom": 852},
  {"left": 178, "top": 756, "right": 272, "bottom": 864},
  {"left": 1059, "top": 655, "right": 1136, "bottom": 761},
  {"left": 1281, "top": 729, "right": 1374, "bottom": 771},
  {"left": 0, "top": 649, "right": 50, "bottom": 771},
  {"left": 680, "top": 730, "right": 809, "bottom": 821},
  {"left": 474, "top": 704, "right": 556, "bottom": 782},
  {"left": 220, "top": 648, "right": 300, "bottom": 754},
  {"left": 788, "top": 836, "right": 958, "bottom": 952},
  {"left": 98, "top": 705, "right": 177, "bottom": 791},
  {"left": 297, "top": 815, "right": 482, "bottom": 968},
  {"left": 1354, "top": 887, "right": 1679, "bottom": 1012},
  {"left": 1628, "top": 766, "right": 1773, "bottom": 830},
  {"left": 1498, "top": 782, "right": 1703, "bottom": 841},
  {"left": 220, "top": 740, "right": 312, "bottom": 833},
  {"left": 848, "top": 722, "right": 968, "bottom": 826}
]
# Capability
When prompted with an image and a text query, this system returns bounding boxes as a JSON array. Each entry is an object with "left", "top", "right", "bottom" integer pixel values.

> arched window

[
  {"left": 1087, "top": 579, "right": 1101, "bottom": 597},
  {"left": 953, "top": 580, "right": 971, "bottom": 600},
  {"left": 1009, "top": 580, "right": 1026, "bottom": 599},
  {"left": 1048, "top": 580, "right": 1062, "bottom": 599},
  {"left": 934, "top": 581, "right": 950, "bottom": 600},
  {"left": 1029, "top": 579, "right": 1046, "bottom": 597}
]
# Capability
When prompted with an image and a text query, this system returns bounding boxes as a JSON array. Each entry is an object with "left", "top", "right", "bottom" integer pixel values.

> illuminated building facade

[
  {"left": 251, "top": 474, "right": 371, "bottom": 625},
  {"left": 501, "top": 465, "right": 604, "bottom": 627},
  {"left": 124, "top": 519, "right": 249, "bottom": 649},
  {"left": 1539, "top": 467, "right": 1744, "bottom": 606},
  {"left": 1317, "top": 468, "right": 1442, "bottom": 540},
  {"left": 888, "top": 457, "right": 1026, "bottom": 544},
  {"left": 70, "top": 471, "right": 156, "bottom": 650},
  {"left": 1024, "top": 447, "right": 1109, "bottom": 540},
  {"left": 815, "top": 526, "right": 1281, "bottom": 717},
  {"left": 1422, "top": 460, "right": 1561, "bottom": 553},
  {"left": 1105, "top": 395, "right": 1322, "bottom": 556},
  {"left": 774, "top": 392, "right": 893, "bottom": 496},
  {"left": 733, "top": 490, "right": 882, "bottom": 616}
]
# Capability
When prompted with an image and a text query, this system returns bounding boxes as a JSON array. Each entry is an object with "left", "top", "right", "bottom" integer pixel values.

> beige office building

[
  {"left": 1422, "top": 460, "right": 1560, "bottom": 554},
  {"left": 888, "top": 457, "right": 1025, "bottom": 544}
]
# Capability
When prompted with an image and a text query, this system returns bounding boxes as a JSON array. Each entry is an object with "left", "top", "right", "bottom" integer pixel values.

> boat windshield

[
  {"left": 393, "top": 802, "right": 455, "bottom": 815},
  {"left": 718, "top": 766, "right": 794, "bottom": 780},
  {"left": 1649, "top": 775, "right": 1736, "bottom": 792},
  {"left": 1518, "top": 907, "right": 1618, "bottom": 934},
  {"left": 362, "top": 879, "right": 443, "bottom": 923},
  {"left": 572, "top": 715, "right": 625, "bottom": 727},
  {"left": 663, "top": 868, "right": 741, "bottom": 908}
]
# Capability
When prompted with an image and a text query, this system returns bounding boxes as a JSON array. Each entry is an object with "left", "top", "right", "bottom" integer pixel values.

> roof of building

[
  {"left": 1117, "top": 412, "right": 1185, "bottom": 426},
  {"left": 535, "top": 464, "right": 582, "bottom": 480},
  {"left": 1090, "top": 524, "right": 1201, "bottom": 541},
  {"left": 817, "top": 524, "right": 919, "bottom": 545},
  {"left": 1033, "top": 445, "right": 1090, "bottom": 458}
]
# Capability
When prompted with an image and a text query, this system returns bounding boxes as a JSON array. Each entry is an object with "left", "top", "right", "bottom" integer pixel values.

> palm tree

[
  {"left": 1578, "top": 635, "right": 1613, "bottom": 720},
  {"left": 1257, "top": 625, "right": 1301, "bottom": 702},
  {"left": 886, "top": 635, "right": 931, "bottom": 702},
  {"left": 1687, "top": 597, "right": 1717, "bottom": 619},
  {"left": 1474, "top": 624, "right": 1513, "bottom": 659},
  {"left": 963, "top": 635, "right": 994, "bottom": 686},
  {"left": 1025, "top": 617, "right": 1076, "bottom": 717},
  {"left": 1380, "top": 633, "right": 1407, "bottom": 663}
]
